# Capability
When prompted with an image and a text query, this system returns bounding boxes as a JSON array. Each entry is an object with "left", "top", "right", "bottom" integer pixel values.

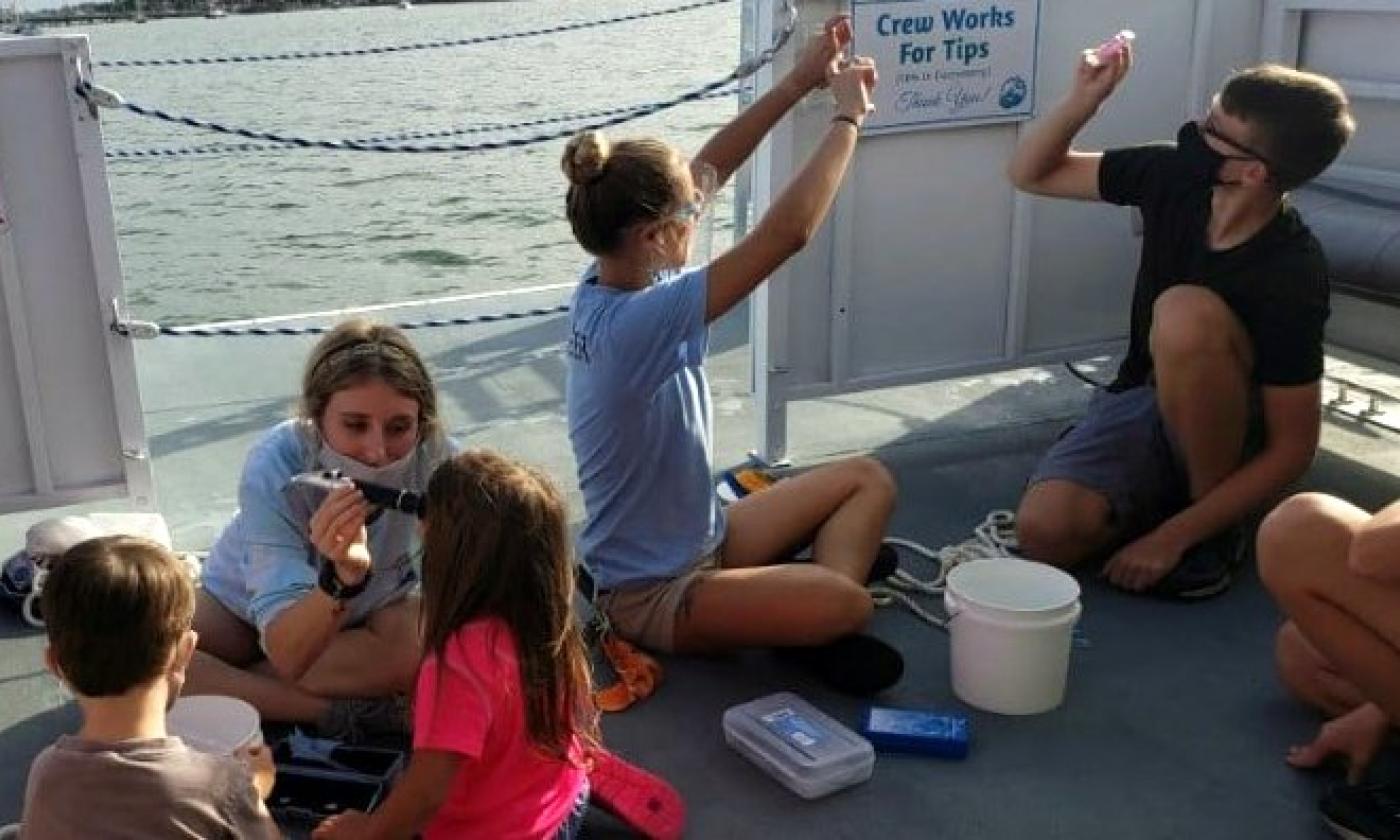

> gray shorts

[{"left": 1028, "top": 386, "right": 1190, "bottom": 543}]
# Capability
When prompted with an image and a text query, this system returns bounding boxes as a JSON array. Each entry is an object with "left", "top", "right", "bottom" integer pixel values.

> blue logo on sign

[{"left": 999, "top": 76, "right": 1028, "bottom": 109}]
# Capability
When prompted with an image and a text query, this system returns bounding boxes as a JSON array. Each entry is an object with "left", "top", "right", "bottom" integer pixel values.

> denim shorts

[
  {"left": 555, "top": 780, "right": 590, "bottom": 840},
  {"left": 1028, "top": 383, "right": 1265, "bottom": 543}
]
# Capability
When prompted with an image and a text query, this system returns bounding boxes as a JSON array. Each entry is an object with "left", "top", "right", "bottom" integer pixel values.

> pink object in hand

[{"left": 1095, "top": 30, "right": 1136, "bottom": 62}]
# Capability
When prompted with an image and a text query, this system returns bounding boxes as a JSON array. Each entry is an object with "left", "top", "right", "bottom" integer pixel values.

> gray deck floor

[
  {"left": 5, "top": 432, "right": 1397, "bottom": 837},
  {"left": 2, "top": 311, "right": 1398, "bottom": 837},
  {"left": 598, "top": 436, "right": 1400, "bottom": 840}
]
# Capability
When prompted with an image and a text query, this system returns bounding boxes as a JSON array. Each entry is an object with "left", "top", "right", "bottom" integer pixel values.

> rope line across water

[
  {"left": 104, "top": 88, "right": 739, "bottom": 160},
  {"left": 96, "top": 0, "right": 736, "bottom": 68},
  {"left": 112, "top": 304, "right": 573, "bottom": 338}
]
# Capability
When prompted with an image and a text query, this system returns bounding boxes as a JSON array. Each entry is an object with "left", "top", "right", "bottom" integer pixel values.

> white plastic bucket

[
  {"left": 944, "top": 558, "right": 1082, "bottom": 715},
  {"left": 167, "top": 695, "right": 262, "bottom": 755}
]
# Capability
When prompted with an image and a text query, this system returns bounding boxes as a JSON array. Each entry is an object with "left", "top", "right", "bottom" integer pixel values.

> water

[{"left": 83, "top": 0, "right": 742, "bottom": 324}]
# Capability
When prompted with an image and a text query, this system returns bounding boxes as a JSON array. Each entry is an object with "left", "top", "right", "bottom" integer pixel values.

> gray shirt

[{"left": 21, "top": 736, "right": 278, "bottom": 839}]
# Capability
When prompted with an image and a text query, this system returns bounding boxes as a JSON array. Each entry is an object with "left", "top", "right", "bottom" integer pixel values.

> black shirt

[{"left": 1099, "top": 145, "right": 1330, "bottom": 390}]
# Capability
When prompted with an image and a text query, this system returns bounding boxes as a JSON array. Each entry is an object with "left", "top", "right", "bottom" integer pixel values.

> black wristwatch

[{"left": 318, "top": 559, "right": 372, "bottom": 601}]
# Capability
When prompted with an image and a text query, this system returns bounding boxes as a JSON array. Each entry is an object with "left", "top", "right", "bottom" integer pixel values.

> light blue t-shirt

[
  {"left": 565, "top": 264, "right": 726, "bottom": 591},
  {"left": 201, "top": 420, "right": 451, "bottom": 640}
]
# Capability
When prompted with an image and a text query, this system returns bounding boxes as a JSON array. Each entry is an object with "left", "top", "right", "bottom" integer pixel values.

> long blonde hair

[
  {"left": 562, "top": 130, "right": 687, "bottom": 256},
  {"left": 298, "top": 318, "right": 444, "bottom": 450}
]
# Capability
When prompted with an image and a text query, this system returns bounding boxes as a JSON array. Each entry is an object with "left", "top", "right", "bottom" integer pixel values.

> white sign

[{"left": 852, "top": 0, "right": 1040, "bottom": 133}]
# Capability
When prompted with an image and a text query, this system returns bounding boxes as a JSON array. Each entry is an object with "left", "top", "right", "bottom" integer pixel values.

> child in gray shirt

[{"left": 20, "top": 536, "right": 278, "bottom": 839}]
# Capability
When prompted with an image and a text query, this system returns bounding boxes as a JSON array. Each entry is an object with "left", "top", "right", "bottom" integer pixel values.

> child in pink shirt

[{"left": 314, "top": 450, "right": 594, "bottom": 840}]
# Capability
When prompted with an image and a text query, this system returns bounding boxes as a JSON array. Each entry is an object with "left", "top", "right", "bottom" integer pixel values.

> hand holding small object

[
  {"left": 828, "top": 55, "right": 878, "bottom": 124},
  {"left": 1089, "top": 30, "right": 1135, "bottom": 67},
  {"left": 308, "top": 483, "right": 371, "bottom": 586},
  {"left": 1071, "top": 30, "right": 1134, "bottom": 109},
  {"left": 792, "top": 14, "right": 852, "bottom": 91},
  {"left": 237, "top": 743, "right": 276, "bottom": 800}
]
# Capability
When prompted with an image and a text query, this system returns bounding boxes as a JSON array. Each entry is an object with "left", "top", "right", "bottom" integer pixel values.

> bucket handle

[
  {"left": 21, "top": 567, "right": 47, "bottom": 629},
  {"left": 945, "top": 600, "right": 1084, "bottom": 630},
  {"left": 869, "top": 585, "right": 956, "bottom": 630},
  {"left": 22, "top": 592, "right": 43, "bottom": 628}
]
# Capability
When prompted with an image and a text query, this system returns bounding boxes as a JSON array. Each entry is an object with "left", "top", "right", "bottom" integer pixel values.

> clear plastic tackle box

[{"left": 722, "top": 692, "right": 875, "bottom": 799}]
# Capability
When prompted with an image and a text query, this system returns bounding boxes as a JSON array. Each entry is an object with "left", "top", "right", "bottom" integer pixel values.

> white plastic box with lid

[{"left": 722, "top": 692, "right": 875, "bottom": 799}]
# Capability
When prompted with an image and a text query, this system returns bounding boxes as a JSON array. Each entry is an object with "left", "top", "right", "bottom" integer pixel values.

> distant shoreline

[{"left": 26, "top": 0, "right": 515, "bottom": 27}]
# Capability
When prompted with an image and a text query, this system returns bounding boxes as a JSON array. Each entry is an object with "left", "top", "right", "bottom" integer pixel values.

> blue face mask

[{"left": 1176, "top": 121, "right": 1230, "bottom": 187}]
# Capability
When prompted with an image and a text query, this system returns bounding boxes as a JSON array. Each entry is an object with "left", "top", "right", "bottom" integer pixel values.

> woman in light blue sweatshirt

[
  {"left": 561, "top": 17, "right": 902, "bottom": 696},
  {"left": 190, "top": 318, "right": 453, "bottom": 741}
]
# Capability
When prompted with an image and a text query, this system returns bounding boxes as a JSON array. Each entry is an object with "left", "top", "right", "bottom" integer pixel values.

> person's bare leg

[
  {"left": 1015, "top": 479, "right": 1116, "bottom": 567},
  {"left": 1274, "top": 620, "right": 1366, "bottom": 717},
  {"left": 722, "top": 456, "right": 896, "bottom": 582},
  {"left": 1260, "top": 493, "right": 1400, "bottom": 718},
  {"left": 185, "top": 591, "right": 328, "bottom": 723},
  {"left": 670, "top": 457, "right": 895, "bottom": 652},
  {"left": 673, "top": 564, "right": 873, "bottom": 652},
  {"left": 1149, "top": 286, "right": 1253, "bottom": 500},
  {"left": 292, "top": 596, "right": 421, "bottom": 698},
  {"left": 186, "top": 651, "right": 329, "bottom": 723}
]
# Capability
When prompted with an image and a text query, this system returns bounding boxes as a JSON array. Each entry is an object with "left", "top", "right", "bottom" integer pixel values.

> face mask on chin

[
  {"left": 318, "top": 442, "right": 417, "bottom": 488},
  {"left": 1176, "top": 121, "right": 1232, "bottom": 188}
]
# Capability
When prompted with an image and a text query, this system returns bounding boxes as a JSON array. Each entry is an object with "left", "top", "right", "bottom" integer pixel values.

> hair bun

[{"left": 562, "top": 131, "right": 610, "bottom": 186}]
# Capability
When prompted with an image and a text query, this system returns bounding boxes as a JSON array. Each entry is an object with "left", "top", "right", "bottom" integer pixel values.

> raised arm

[
  {"left": 1006, "top": 43, "right": 1133, "bottom": 200},
  {"left": 693, "top": 15, "right": 850, "bottom": 187},
  {"left": 704, "top": 56, "right": 876, "bottom": 322}
]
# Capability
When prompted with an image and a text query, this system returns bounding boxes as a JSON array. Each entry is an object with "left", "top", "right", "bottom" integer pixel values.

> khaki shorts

[{"left": 598, "top": 548, "right": 722, "bottom": 653}]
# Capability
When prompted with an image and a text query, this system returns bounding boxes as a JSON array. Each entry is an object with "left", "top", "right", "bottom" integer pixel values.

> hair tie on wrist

[{"left": 833, "top": 114, "right": 861, "bottom": 129}]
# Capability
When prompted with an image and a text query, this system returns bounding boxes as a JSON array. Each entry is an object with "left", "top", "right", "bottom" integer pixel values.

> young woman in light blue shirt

[
  {"left": 189, "top": 318, "right": 453, "bottom": 740},
  {"left": 562, "top": 18, "right": 902, "bottom": 695}
]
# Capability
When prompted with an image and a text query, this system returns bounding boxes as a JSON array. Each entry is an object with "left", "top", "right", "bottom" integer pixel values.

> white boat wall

[
  {"left": 746, "top": 0, "right": 1400, "bottom": 460},
  {"left": 0, "top": 0, "right": 1397, "bottom": 509},
  {"left": 0, "top": 36, "right": 152, "bottom": 515}
]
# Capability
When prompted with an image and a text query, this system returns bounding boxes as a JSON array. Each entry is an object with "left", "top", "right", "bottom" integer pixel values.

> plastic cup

[{"left": 167, "top": 695, "right": 263, "bottom": 755}]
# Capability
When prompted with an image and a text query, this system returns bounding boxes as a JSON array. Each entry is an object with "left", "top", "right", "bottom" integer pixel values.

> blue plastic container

[{"left": 858, "top": 705, "right": 971, "bottom": 759}]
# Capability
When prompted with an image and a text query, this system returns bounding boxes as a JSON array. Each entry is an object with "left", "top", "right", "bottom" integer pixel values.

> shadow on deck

[{"left": 1, "top": 411, "right": 1397, "bottom": 838}]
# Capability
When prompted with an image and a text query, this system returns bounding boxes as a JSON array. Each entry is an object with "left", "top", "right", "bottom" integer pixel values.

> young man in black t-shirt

[{"left": 1007, "top": 48, "right": 1354, "bottom": 599}]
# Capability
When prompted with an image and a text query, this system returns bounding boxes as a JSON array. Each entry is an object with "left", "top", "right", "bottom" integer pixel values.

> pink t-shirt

[{"left": 415, "top": 616, "right": 587, "bottom": 840}]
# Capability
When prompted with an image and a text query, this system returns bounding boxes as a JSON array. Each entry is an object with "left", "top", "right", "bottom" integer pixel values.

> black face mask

[{"left": 1175, "top": 121, "right": 1229, "bottom": 187}]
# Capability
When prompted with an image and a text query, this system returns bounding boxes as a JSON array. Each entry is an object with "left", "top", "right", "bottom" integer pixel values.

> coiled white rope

[{"left": 871, "top": 510, "right": 1020, "bottom": 630}]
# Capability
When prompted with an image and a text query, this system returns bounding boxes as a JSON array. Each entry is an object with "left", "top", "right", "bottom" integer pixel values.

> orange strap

[
  {"left": 593, "top": 633, "right": 663, "bottom": 713},
  {"left": 730, "top": 467, "right": 777, "bottom": 495}
]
